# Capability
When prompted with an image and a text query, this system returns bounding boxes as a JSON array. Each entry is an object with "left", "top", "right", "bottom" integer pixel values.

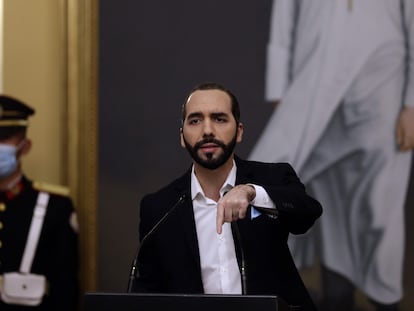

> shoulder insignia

[{"left": 33, "top": 181, "right": 70, "bottom": 196}]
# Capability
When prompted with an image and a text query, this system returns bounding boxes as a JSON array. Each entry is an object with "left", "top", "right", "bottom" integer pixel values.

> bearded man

[{"left": 130, "top": 82, "right": 322, "bottom": 311}]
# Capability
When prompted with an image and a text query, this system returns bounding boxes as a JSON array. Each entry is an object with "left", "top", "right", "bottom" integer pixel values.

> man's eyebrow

[
  {"left": 186, "top": 111, "right": 230, "bottom": 119},
  {"left": 186, "top": 112, "right": 203, "bottom": 119},
  {"left": 210, "top": 112, "right": 228, "bottom": 118}
]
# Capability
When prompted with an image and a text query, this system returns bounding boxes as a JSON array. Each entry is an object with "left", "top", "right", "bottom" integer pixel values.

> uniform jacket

[
  {"left": 0, "top": 176, "right": 79, "bottom": 311},
  {"left": 132, "top": 157, "right": 322, "bottom": 310}
]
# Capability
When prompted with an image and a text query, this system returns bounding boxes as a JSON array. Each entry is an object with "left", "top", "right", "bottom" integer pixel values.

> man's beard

[{"left": 183, "top": 133, "right": 237, "bottom": 170}]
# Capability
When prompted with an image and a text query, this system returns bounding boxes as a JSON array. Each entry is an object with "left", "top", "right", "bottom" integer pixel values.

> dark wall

[
  {"left": 98, "top": 2, "right": 414, "bottom": 302},
  {"left": 98, "top": 0, "right": 273, "bottom": 291}
]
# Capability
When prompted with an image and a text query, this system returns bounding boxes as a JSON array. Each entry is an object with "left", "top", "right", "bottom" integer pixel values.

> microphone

[
  {"left": 222, "top": 190, "right": 247, "bottom": 295},
  {"left": 231, "top": 221, "right": 247, "bottom": 295},
  {"left": 126, "top": 194, "right": 187, "bottom": 292}
]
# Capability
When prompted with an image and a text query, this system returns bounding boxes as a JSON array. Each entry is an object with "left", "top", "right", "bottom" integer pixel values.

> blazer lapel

[
  {"left": 173, "top": 157, "right": 255, "bottom": 280},
  {"left": 235, "top": 156, "right": 255, "bottom": 186},
  {"left": 173, "top": 172, "right": 202, "bottom": 274}
]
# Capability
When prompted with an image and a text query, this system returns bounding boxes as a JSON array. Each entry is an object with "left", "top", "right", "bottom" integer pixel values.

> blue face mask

[{"left": 0, "top": 140, "right": 25, "bottom": 179}]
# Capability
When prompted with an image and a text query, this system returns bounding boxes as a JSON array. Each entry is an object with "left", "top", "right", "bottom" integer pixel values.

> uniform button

[{"left": 0, "top": 203, "right": 5, "bottom": 212}]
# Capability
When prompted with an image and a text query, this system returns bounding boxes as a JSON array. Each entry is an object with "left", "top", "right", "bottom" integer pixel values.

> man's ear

[
  {"left": 236, "top": 122, "right": 244, "bottom": 143},
  {"left": 180, "top": 128, "right": 185, "bottom": 148},
  {"left": 20, "top": 139, "right": 32, "bottom": 156}
]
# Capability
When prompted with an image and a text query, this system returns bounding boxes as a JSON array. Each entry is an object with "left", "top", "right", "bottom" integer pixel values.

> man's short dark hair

[{"left": 181, "top": 82, "right": 241, "bottom": 125}]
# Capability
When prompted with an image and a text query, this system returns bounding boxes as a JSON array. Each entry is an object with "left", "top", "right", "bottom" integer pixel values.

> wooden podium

[{"left": 84, "top": 292, "right": 292, "bottom": 311}]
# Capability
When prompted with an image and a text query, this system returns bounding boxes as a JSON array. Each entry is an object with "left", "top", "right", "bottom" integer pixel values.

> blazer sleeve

[{"left": 259, "top": 163, "right": 322, "bottom": 234}]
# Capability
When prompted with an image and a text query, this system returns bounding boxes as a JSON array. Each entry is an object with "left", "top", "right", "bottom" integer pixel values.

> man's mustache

[{"left": 194, "top": 137, "right": 226, "bottom": 150}]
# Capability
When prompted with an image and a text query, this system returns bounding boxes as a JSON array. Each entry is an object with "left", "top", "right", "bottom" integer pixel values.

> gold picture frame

[{"left": 65, "top": 0, "right": 99, "bottom": 292}]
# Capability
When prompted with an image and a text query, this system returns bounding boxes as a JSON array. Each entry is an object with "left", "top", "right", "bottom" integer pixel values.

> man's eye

[
  {"left": 189, "top": 119, "right": 201, "bottom": 125},
  {"left": 215, "top": 117, "right": 227, "bottom": 123}
]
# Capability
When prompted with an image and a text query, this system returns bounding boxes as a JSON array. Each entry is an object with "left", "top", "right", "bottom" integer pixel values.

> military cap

[
  {"left": 0, "top": 95, "right": 35, "bottom": 127},
  {"left": 0, "top": 95, "right": 35, "bottom": 140}
]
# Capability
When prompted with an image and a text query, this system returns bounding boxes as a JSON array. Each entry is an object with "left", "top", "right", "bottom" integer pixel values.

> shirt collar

[{"left": 191, "top": 160, "right": 237, "bottom": 201}]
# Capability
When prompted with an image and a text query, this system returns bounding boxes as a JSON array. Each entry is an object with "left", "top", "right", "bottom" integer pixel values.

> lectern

[{"left": 84, "top": 292, "right": 292, "bottom": 311}]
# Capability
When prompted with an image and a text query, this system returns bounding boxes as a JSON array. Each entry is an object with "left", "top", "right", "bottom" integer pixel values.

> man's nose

[{"left": 202, "top": 119, "right": 214, "bottom": 136}]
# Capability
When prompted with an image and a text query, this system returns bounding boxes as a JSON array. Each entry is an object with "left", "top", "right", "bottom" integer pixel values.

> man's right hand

[
  {"left": 270, "top": 100, "right": 280, "bottom": 110},
  {"left": 216, "top": 185, "right": 256, "bottom": 235},
  {"left": 396, "top": 106, "right": 414, "bottom": 151}
]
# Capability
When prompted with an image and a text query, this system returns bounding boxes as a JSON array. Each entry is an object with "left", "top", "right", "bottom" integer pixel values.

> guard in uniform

[{"left": 0, "top": 95, "right": 79, "bottom": 310}]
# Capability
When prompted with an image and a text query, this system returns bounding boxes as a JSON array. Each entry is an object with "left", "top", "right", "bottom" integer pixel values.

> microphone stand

[
  {"left": 231, "top": 221, "right": 247, "bottom": 295},
  {"left": 126, "top": 194, "right": 187, "bottom": 292}
]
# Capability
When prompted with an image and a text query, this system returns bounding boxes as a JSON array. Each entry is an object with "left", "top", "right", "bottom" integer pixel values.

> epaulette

[{"left": 33, "top": 181, "right": 70, "bottom": 197}]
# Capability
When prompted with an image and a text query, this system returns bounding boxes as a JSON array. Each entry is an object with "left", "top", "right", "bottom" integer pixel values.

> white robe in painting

[{"left": 249, "top": 0, "right": 414, "bottom": 304}]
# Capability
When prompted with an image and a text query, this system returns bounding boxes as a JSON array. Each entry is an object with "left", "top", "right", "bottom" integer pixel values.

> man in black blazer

[{"left": 131, "top": 82, "right": 322, "bottom": 310}]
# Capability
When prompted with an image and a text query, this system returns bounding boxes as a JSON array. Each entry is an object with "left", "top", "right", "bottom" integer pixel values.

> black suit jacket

[{"left": 132, "top": 157, "right": 322, "bottom": 310}]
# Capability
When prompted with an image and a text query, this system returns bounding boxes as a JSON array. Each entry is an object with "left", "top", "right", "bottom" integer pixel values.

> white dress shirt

[{"left": 191, "top": 161, "right": 275, "bottom": 294}]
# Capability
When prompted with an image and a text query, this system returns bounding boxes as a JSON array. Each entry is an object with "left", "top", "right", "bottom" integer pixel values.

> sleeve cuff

[{"left": 247, "top": 184, "right": 276, "bottom": 209}]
